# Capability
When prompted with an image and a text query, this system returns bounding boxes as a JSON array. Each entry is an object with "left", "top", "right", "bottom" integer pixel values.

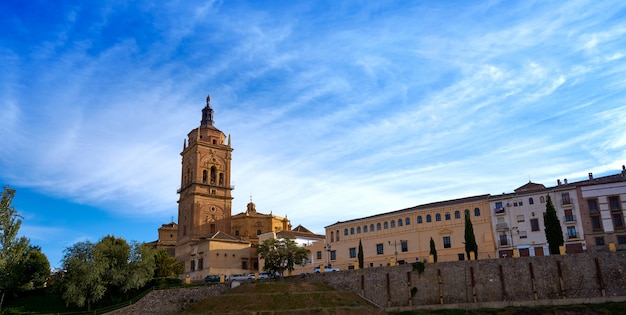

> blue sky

[{"left": 2, "top": 1, "right": 625, "bottom": 268}]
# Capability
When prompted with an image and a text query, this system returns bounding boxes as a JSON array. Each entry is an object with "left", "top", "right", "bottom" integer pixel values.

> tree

[
  {"left": 429, "top": 237, "right": 437, "bottom": 262},
  {"left": 62, "top": 241, "right": 105, "bottom": 311},
  {"left": 544, "top": 195, "right": 564, "bottom": 255},
  {"left": 18, "top": 246, "right": 51, "bottom": 290},
  {"left": 154, "top": 249, "right": 184, "bottom": 278},
  {"left": 0, "top": 186, "right": 31, "bottom": 311},
  {"left": 357, "top": 239, "right": 364, "bottom": 269},
  {"left": 256, "top": 237, "right": 307, "bottom": 277},
  {"left": 464, "top": 209, "right": 478, "bottom": 260}
]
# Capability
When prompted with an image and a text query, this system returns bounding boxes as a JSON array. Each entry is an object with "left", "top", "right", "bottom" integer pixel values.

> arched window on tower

[
  {"left": 202, "top": 170, "right": 208, "bottom": 184},
  {"left": 210, "top": 167, "right": 216, "bottom": 184},
  {"left": 219, "top": 173, "right": 224, "bottom": 186}
]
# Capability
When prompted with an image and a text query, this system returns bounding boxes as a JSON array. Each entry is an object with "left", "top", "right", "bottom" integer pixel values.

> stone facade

[{"left": 230, "top": 201, "right": 291, "bottom": 244}]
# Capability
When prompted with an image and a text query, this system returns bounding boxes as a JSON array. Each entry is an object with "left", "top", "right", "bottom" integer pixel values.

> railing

[
  {"left": 498, "top": 239, "right": 509, "bottom": 246},
  {"left": 176, "top": 182, "right": 236, "bottom": 194},
  {"left": 494, "top": 207, "right": 505, "bottom": 214},
  {"left": 496, "top": 223, "right": 509, "bottom": 230},
  {"left": 561, "top": 199, "right": 572, "bottom": 206},
  {"left": 564, "top": 215, "right": 576, "bottom": 222},
  {"left": 567, "top": 232, "right": 579, "bottom": 239}
]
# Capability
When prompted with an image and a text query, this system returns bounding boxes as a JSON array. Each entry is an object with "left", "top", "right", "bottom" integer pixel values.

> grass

[
  {"left": 390, "top": 301, "right": 626, "bottom": 315},
  {"left": 178, "top": 281, "right": 385, "bottom": 314}
]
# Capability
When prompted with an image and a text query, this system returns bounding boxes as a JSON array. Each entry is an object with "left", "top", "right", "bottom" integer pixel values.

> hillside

[{"left": 176, "top": 281, "right": 386, "bottom": 315}]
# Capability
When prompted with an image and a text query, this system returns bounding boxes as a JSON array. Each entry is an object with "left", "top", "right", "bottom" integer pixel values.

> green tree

[
  {"left": 154, "top": 249, "right": 184, "bottom": 278},
  {"left": 464, "top": 209, "right": 478, "bottom": 260},
  {"left": 429, "top": 237, "right": 437, "bottom": 262},
  {"left": 544, "top": 195, "right": 564, "bottom": 255},
  {"left": 124, "top": 241, "right": 156, "bottom": 292},
  {"left": 62, "top": 241, "right": 105, "bottom": 311},
  {"left": 18, "top": 246, "right": 51, "bottom": 290},
  {"left": 357, "top": 239, "right": 364, "bottom": 269},
  {"left": 257, "top": 237, "right": 307, "bottom": 277},
  {"left": 0, "top": 186, "right": 31, "bottom": 311},
  {"left": 95, "top": 235, "right": 130, "bottom": 293}
]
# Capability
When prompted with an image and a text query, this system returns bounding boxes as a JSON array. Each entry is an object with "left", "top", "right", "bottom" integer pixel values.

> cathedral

[{"left": 150, "top": 95, "right": 323, "bottom": 281}]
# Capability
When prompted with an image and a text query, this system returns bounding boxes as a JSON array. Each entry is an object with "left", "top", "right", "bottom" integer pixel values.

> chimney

[
  {"left": 589, "top": 172, "right": 593, "bottom": 180},
  {"left": 557, "top": 179, "right": 561, "bottom": 186},
  {"left": 564, "top": 178, "right": 568, "bottom": 185}
]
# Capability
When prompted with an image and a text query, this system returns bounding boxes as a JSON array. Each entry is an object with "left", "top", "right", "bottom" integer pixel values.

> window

[
  {"left": 609, "top": 196, "right": 622, "bottom": 211},
  {"left": 391, "top": 220, "right": 396, "bottom": 228},
  {"left": 618, "top": 235, "right": 626, "bottom": 245},
  {"left": 357, "top": 226, "right": 361, "bottom": 234},
  {"left": 202, "top": 170, "right": 208, "bottom": 184},
  {"left": 474, "top": 208, "right": 481, "bottom": 216},
  {"left": 517, "top": 215, "right": 525, "bottom": 222},
  {"left": 436, "top": 213, "right": 441, "bottom": 221},
  {"left": 458, "top": 253, "right": 465, "bottom": 261},
  {"left": 499, "top": 234, "right": 508, "bottom": 246},
  {"left": 383, "top": 221, "right": 389, "bottom": 229},
  {"left": 376, "top": 244, "right": 384, "bottom": 255},
  {"left": 344, "top": 229, "right": 349, "bottom": 236},
  {"left": 398, "top": 219, "right": 403, "bottom": 227},
  {"left": 519, "top": 201, "right": 523, "bottom": 206},
  {"left": 349, "top": 248, "right": 356, "bottom": 258},
  {"left": 445, "top": 212, "right": 451, "bottom": 220},
  {"left": 529, "top": 197, "right": 534, "bottom": 205},
  {"left": 426, "top": 214, "right": 432, "bottom": 223},
  {"left": 540, "top": 196, "right": 545, "bottom": 203},
  {"left": 190, "top": 260, "right": 196, "bottom": 272},
  {"left": 595, "top": 237, "right": 605, "bottom": 246},
  {"left": 198, "top": 258, "right": 204, "bottom": 270},
  {"left": 363, "top": 225, "right": 368, "bottom": 233},
  {"left": 406, "top": 217, "right": 411, "bottom": 225},
  {"left": 377, "top": 223, "right": 381, "bottom": 230},
  {"left": 588, "top": 199, "right": 599, "bottom": 213},
  {"left": 417, "top": 216, "right": 423, "bottom": 224},
  {"left": 336, "top": 230, "right": 340, "bottom": 241},
  {"left": 350, "top": 227, "right": 354, "bottom": 235},
  {"left": 530, "top": 218, "right": 540, "bottom": 231},
  {"left": 519, "top": 230, "right": 527, "bottom": 239},
  {"left": 235, "top": 230, "right": 240, "bottom": 236},
  {"left": 330, "top": 250, "right": 336, "bottom": 260},
  {"left": 562, "top": 192, "right": 571, "bottom": 205},
  {"left": 443, "top": 236, "right": 451, "bottom": 248},
  {"left": 613, "top": 213, "right": 624, "bottom": 229},
  {"left": 591, "top": 215, "right": 603, "bottom": 231},
  {"left": 455, "top": 210, "right": 461, "bottom": 219},
  {"left": 317, "top": 251, "right": 322, "bottom": 259},
  {"left": 331, "top": 231, "right": 334, "bottom": 242},
  {"left": 401, "top": 241, "right": 408, "bottom": 252},
  {"left": 370, "top": 224, "right": 374, "bottom": 232},
  {"left": 567, "top": 226, "right": 577, "bottom": 238},
  {"left": 495, "top": 202, "right": 503, "bottom": 209},
  {"left": 514, "top": 202, "right": 518, "bottom": 207},
  {"left": 564, "top": 209, "right": 574, "bottom": 222}
]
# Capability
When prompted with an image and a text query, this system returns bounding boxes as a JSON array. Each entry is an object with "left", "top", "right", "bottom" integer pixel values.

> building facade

[
  {"left": 258, "top": 226, "right": 326, "bottom": 275},
  {"left": 230, "top": 201, "right": 291, "bottom": 244},
  {"left": 324, "top": 195, "right": 496, "bottom": 270}
]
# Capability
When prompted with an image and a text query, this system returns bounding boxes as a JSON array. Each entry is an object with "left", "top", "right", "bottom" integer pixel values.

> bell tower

[{"left": 176, "top": 95, "right": 234, "bottom": 257}]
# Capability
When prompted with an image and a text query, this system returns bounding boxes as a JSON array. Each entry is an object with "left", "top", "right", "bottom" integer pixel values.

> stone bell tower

[{"left": 176, "top": 95, "right": 234, "bottom": 260}]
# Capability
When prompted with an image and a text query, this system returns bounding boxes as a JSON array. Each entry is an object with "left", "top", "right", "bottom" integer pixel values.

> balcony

[
  {"left": 494, "top": 207, "right": 506, "bottom": 215},
  {"left": 567, "top": 232, "right": 579, "bottom": 239},
  {"left": 498, "top": 239, "right": 509, "bottom": 246},
  {"left": 561, "top": 199, "right": 573, "bottom": 207},
  {"left": 496, "top": 223, "right": 509, "bottom": 230},
  {"left": 563, "top": 215, "right": 576, "bottom": 223}
]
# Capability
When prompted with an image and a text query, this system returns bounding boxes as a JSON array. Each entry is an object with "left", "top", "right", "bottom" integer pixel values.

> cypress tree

[
  {"left": 544, "top": 195, "right": 564, "bottom": 255},
  {"left": 357, "top": 239, "right": 364, "bottom": 269},
  {"left": 464, "top": 209, "right": 478, "bottom": 259}
]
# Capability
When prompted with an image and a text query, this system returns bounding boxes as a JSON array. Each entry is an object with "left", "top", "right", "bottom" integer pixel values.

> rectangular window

[
  {"left": 458, "top": 253, "right": 465, "bottom": 261},
  {"left": 618, "top": 235, "right": 626, "bottom": 244},
  {"left": 316, "top": 251, "right": 322, "bottom": 260},
  {"left": 530, "top": 218, "right": 540, "bottom": 231},
  {"left": 517, "top": 215, "right": 525, "bottom": 222},
  {"left": 567, "top": 226, "right": 577, "bottom": 238},
  {"left": 613, "top": 213, "right": 624, "bottom": 229},
  {"left": 499, "top": 234, "right": 508, "bottom": 246},
  {"left": 595, "top": 237, "right": 605, "bottom": 245},
  {"left": 443, "top": 236, "right": 451, "bottom": 248},
  {"left": 519, "top": 230, "right": 528, "bottom": 239},
  {"left": 588, "top": 199, "right": 599, "bottom": 213},
  {"left": 401, "top": 241, "right": 408, "bottom": 252},
  {"left": 562, "top": 193, "right": 571, "bottom": 205},
  {"left": 330, "top": 250, "right": 336, "bottom": 261},
  {"left": 349, "top": 248, "right": 356, "bottom": 258},
  {"left": 610, "top": 196, "right": 621, "bottom": 211},
  {"left": 190, "top": 260, "right": 196, "bottom": 272},
  {"left": 519, "top": 201, "right": 523, "bottom": 206},
  {"left": 564, "top": 209, "right": 574, "bottom": 222},
  {"left": 592, "top": 215, "right": 603, "bottom": 231},
  {"left": 376, "top": 244, "right": 384, "bottom": 255},
  {"left": 198, "top": 258, "right": 204, "bottom": 270}
]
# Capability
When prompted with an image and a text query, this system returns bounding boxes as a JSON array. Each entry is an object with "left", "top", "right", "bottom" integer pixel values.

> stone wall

[
  {"left": 301, "top": 252, "right": 626, "bottom": 310},
  {"left": 107, "top": 284, "right": 229, "bottom": 315}
]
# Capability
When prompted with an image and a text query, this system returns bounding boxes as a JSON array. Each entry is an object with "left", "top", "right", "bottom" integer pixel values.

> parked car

[
  {"left": 313, "top": 266, "right": 340, "bottom": 273},
  {"left": 204, "top": 275, "right": 220, "bottom": 283},
  {"left": 227, "top": 274, "right": 249, "bottom": 281}
]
